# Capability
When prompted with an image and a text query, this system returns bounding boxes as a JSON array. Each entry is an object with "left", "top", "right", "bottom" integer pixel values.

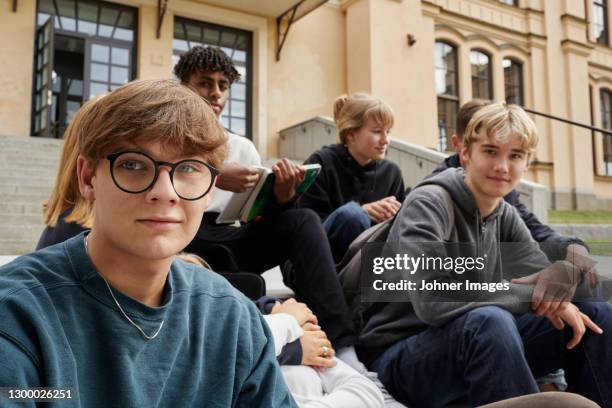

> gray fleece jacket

[{"left": 358, "top": 167, "right": 550, "bottom": 364}]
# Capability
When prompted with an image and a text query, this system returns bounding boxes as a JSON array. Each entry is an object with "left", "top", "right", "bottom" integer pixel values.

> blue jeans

[
  {"left": 323, "top": 202, "right": 371, "bottom": 263},
  {"left": 370, "top": 302, "right": 612, "bottom": 408}
]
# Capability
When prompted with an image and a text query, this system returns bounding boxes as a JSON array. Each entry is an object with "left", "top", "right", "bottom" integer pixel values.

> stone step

[
  {"left": 0, "top": 167, "right": 60, "bottom": 178},
  {"left": 0, "top": 176, "right": 56, "bottom": 186},
  {"left": 0, "top": 202, "right": 46, "bottom": 216},
  {"left": 0, "top": 158, "right": 59, "bottom": 168},
  {"left": 2, "top": 193, "right": 49, "bottom": 204},
  {"left": 0, "top": 225, "right": 45, "bottom": 243},
  {"left": 0, "top": 213, "right": 45, "bottom": 225},
  {"left": 0, "top": 183, "right": 53, "bottom": 195},
  {"left": 0, "top": 239, "right": 38, "bottom": 255}
]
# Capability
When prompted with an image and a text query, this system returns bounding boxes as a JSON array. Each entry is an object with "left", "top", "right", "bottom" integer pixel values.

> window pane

[
  {"left": 471, "top": 50, "right": 491, "bottom": 99},
  {"left": 110, "top": 66, "right": 129, "bottom": 84},
  {"left": 60, "top": 16, "right": 76, "bottom": 31},
  {"left": 116, "top": 11, "right": 134, "bottom": 28},
  {"left": 77, "top": 2, "right": 98, "bottom": 34},
  {"left": 173, "top": 39, "right": 189, "bottom": 52},
  {"left": 92, "top": 44, "right": 110, "bottom": 63},
  {"left": 204, "top": 29, "right": 221, "bottom": 45},
  {"left": 504, "top": 59, "right": 523, "bottom": 105},
  {"left": 90, "top": 62, "right": 109, "bottom": 82},
  {"left": 90, "top": 81, "right": 109, "bottom": 98},
  {"left": 114, "top": 28, "right": 133, "bottom": 41},
  {"left": 56, "top": 0, "right": 76, "bottom": 18},
  {"left": 220, "top": 115, "right": 229, "bottom": 128},
  {"left": 39, "top": 0, "right": 55, "bottom": 14},
  {"left": 231, "top": 83, "right": 246, "bottom": 100},
  {"left": 220, "top": 32, "right": 237, "bottom": 48},
  {"left": 111, "top": 47, "right": 129, "bottom": 66},
  {"left": 231, "top": 100, "right": 245, "bottom": 117},
  {"left": 231, "top": 118, "right": 245, "bottom": 136},
  {"left": 594, "top": 2, "right": 608, "bottom": 44},
  {"left": 68, "top": 79, "right": 83, "bottom": 96},
  {"left": 435, "top": 42, "right": 458, "bottom": 97},
  {"left": 437, "top": 98, "right": 458, "bottom": 151}
]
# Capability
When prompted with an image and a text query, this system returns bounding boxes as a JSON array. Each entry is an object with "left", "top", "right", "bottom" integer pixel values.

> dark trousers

[
  {"left": 322, "top": 201, "right": 371, "bottom": 263},
  {"left": 370, "top": 302, "right": 612, "bottom": 408},
  {"left": 187, "top": 208, "right": 357, "bottom": 349}
]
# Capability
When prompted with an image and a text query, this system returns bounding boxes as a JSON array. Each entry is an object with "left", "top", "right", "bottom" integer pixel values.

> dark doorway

[{"left": 51, "top": 35, "right": 84, "bottom": 139}]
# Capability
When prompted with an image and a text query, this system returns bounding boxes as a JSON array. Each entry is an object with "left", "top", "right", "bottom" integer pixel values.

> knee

[
  {"left": 329, "top": 202, "right": 370, "bottom": 230},
  {"left": 464, "top": 306, "right": 518, "bottom": 339},
  {"left": 576, "top": 301, "right": 612, "bottom": 328},
  {"left": 283, "top": 208, "right": 324, "bottom": 232}
]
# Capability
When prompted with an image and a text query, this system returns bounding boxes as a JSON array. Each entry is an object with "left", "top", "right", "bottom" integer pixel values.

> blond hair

[
  {"left": 78, "top": 79, "right": 227, "bottom": 168},
  {"left": 333, "top": 93, "right": 394, "bottom": 144},
  {"left": 43, "top": 79, "right": 227, "bottom": 228},
  {"left": 463, "top": 102, "right": 538, "bottom": 157},
  {"left": 43, "top": 96, "right": 103, "bottom": 227},
  {"left": 175, "top": 252, "right": 211, "bottom": 269}
]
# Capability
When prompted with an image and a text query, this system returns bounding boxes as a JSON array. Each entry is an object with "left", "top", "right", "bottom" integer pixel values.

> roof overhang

[{"left": 196, "top": 0, "right": 328, "bottom": 20}]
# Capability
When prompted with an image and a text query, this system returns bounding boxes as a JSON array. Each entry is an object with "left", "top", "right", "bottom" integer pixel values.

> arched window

[
  {"left": 600, "top": 89, "right": 612, "bottom": 174},
  {"left": 503, "top": 58, "right": 524, "bottom": 105},
  {"left": 435, "top": 41, "right": 459, "bottom": 151},
  {"left": 593, "top": 0, "right": 609, "bottom": 45},
  {"left": 470, "top": 50, "right": 492, "bottom": 100}
]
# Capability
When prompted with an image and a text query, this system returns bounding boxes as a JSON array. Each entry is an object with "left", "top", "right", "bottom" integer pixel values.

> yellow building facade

[{"left": 2, "top": 0, "right": 612, "bottom": 209}]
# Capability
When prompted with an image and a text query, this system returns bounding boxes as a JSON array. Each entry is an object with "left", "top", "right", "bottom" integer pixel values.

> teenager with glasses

[{"left": 0, "top": 79, "right": 295, "bottom": 407}]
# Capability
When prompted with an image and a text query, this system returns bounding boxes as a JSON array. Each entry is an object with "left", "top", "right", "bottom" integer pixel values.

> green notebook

[{"left": 216, "top": 163, "right": 322, "bottom": 224}]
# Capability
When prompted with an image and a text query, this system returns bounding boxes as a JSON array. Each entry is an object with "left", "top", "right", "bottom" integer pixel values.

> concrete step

[
  {"left": 0, "top": 239, "right": 38, "bottom": 255},
  {"left": 0, "top": 167, "right": 60, "bottom": 178},
  {"left": 0, "top": 183, "right": 53, "bottom": 195},
  {"left": 0, "top": 176, "right": 55, "bottom": 186},
  {"left": 2, "top": 193, "right": 49, "bottom": 204},
  {"left": 0, "top": 224, "right": 45, "bottom": 243},
  {"left": 0, "top": 213, "right": 44, "bottom": 225},
  {"left": 0, "top": 160, "right": 59, "bottom": 169},
  {"left": 0, "top": 202, "right": 46, "bottom": 216}
]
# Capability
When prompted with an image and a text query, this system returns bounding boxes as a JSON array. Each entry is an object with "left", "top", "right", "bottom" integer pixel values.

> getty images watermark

[{"left": 358, "top": 242, "right": 612, "bottom": 303}]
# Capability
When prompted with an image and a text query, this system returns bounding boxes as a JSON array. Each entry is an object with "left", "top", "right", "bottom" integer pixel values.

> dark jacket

[
  {"left": 299, "top": 144, "right": 405, "bottom": 221},
  {"left": 432, "top": 153, "right": 586, "bottom": 260},
  {"left": 36, "top": 208, "right": 87, "bottom": 250}
]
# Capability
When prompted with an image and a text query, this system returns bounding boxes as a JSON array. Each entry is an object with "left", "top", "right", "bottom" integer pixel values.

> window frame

[
  {"left": 435, "top": 40, "right": 460, "bottom": 152},
  {"left": 173, "top": 16, "right": 253, "bottom": 140},
  {"left": 503, "top": 58, "right": 524, "bottom": 106},
  {"left": 593, "top": 0, "right": 609, "bottom": 45},
  {"left": 600, "top": 88, "right": 612, "bottom": 175},
  {"left": 470, "top": 49, "right": 493, "bottom": 101}
]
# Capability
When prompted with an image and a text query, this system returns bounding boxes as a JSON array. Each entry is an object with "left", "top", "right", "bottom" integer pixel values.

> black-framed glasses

[{"left": 106, "top": 151, "right": 219, "bottom": 201}]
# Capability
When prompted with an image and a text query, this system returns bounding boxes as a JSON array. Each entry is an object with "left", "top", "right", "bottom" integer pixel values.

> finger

[
  {"left": 550, "top": 315, "right": 565, "bottom": 330},
  {"left": 313, "top": 357, "right": 336, "bottom": 368},
  {"left": 535, "top": 300, "right": 552, "bottom": 316},
  {"left": 246, "top": 166, "right": 260, "bottom": 176},
  {"left": 581, "top": 313, "right": 604, "bottom": 334},
  {"left": 307, "top": 313, "right": 318, "bottom": 325},
  {"left": 302, "top": 323, "right": 321, "bottom": 331},
  {"left": 311, "top": 330, "right": 327, "bottom": 339},
  {"left": 566, "top": 315, "right": 585, "bottom": 350}
]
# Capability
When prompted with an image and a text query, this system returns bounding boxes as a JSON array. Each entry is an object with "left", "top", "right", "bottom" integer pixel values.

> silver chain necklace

[{"left": 84, "top": 235, "right": 164, "bottom": 340}]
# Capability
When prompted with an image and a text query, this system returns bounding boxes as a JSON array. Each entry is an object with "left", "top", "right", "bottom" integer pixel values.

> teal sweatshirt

[{"left": 0, "top": 233, "right": 296, "bottom": 407}]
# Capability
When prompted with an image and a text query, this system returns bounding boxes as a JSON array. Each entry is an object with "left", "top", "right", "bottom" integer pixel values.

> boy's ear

[
  {"left": 77, "top": 155, "right": 96, "bottom": 202},
  {"left": 450, "top": 134, "right": 461, "bottom": 153},
  {"left": 459, "top": 145, "right": 470, "bottom": 166}
]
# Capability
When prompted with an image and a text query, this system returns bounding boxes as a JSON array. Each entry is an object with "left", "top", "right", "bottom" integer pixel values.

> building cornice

[{"left": 561, "top": 39, "right": 593, "bottom": 57}]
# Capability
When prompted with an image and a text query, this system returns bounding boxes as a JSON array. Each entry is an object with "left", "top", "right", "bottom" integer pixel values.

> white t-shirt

[{"left": 207, "top": 131, "right": 262, "bottom": 214}]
